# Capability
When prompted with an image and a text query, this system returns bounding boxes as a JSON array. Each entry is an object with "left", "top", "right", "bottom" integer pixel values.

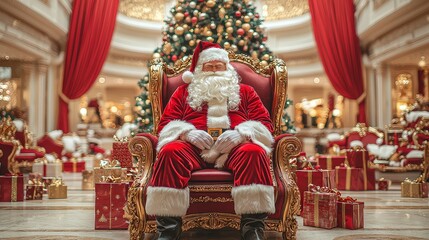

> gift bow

[
  {"left": 50, "top": 179, "right": 64, "bottom": 187},
  {"left": 34, "top": 158, "right": 48, "bottom": 164},
  {"left": 100, "top": 159, "right": 121, "bottom": 169},
  {"left": 113, "top": 135, "right": 129, "bottom": 142},
  {"left": 28, "top": 179, "right": 43, "bottom": 186},
  {"left": 101, "top": 175, "right": 122, "bottom": 183},
  {"left": 338, "top": 196, "right": 357, "bottom": 203}
]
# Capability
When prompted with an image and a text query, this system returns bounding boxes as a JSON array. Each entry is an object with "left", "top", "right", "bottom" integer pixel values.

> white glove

[
  {"left": 212, "top": 130, "right": 244, "bottom": 154},
  {"left": 180, "top": 130, "right": 214, "bottom": 150}
]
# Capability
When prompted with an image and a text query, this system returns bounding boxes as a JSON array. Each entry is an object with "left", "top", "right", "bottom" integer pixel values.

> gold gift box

[
  {"left": 82, "top": 170, "right": 94, "bottom": 190},
  {"left": 48, "top": 182, "right": 67, "bottom": 199},
  {"left": 401, "top": 177, "right": 427, "bottom": 198},
  {"left": 93, "top": 167, "right": 127, "bottom": 183}
]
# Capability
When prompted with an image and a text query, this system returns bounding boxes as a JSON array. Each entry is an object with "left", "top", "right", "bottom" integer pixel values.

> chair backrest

[
  {"left": 148, "top": 51, "right": 288, "bottom": 136},
  {"left": 0, "top": 118, "right": 19, "bottom": 174},
  {"left": 345, "top": 123, "right": 384, "bottom": 148}
]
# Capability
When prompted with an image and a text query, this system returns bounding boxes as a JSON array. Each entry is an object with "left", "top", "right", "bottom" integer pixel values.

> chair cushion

[{"left": 190, "top": 169, "right": 233, "bottom": 182}]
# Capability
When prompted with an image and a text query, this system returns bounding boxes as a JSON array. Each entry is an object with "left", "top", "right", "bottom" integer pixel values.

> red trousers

[{"left": 149, "top": 140, "right": 273, "bottom": 188}]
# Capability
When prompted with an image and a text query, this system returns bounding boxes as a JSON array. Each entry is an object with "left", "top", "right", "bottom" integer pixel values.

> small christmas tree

[{"left": 135, "top": 0, "right": 295, "bottom": 133}]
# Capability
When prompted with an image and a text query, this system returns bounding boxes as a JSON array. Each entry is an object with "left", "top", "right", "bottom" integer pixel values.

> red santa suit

[{"left": 145, "top": 42, "right": 275, "bottom": 218}]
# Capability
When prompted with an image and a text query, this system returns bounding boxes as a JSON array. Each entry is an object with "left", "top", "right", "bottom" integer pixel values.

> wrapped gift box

[
  {"left": 95, "top": 182, "right": 129, "bottom": 229},
  {"left": 335, "top": 166, "right": 375, "bottom": 191},
  {"left": 48, "top": 180, "right": 67, "bottom": 199},
  {"left": 401, "top": 179, "right": 428, "bottom": 198},
  {"left": 82, "top": 170, "right": 94, "bottom": 190},
  {"left": 25, "top": 182, "right": 43, "bottom": 200},
  {"left": 346, "top": 147, "right": 369, "bottom": 169},
  {"left": 378, "top": 178, "right": 390, "bottom": 191},
  {"left": 296, "top": 169, "right": 336, "bottom": 210},
  {"left": 317, "top": 155, "right": 347, "bottom": 170},
  {"left": 112, "top": 140, "right": 133, "bottom": 169},
  {"left": 63, "top": 159, "right": 86, "bottom": 172},
  {"left": 32, "top": 161, "right": 62, "bottom": 178},
  {"left": 337, "top": 201, "right": 364, "bottom": 229},
  {"left": 0, "top": 175, "right": 24, "bottom": 202},
  {"left": 302, "top": 190, "right": 337, "bottom": 229},
  {"left": 94, "top": 160, "right": 127, "bottom": 183}
]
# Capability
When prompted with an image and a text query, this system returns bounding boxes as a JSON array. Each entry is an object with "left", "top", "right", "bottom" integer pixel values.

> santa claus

[{"left": 146, "top": 41, "right": 275, "bottom": 240}]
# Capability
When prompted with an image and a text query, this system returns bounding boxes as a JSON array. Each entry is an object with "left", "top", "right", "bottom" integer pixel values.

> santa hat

[{"left": 182, "top": 41, "right": 229, "bottom": 83}]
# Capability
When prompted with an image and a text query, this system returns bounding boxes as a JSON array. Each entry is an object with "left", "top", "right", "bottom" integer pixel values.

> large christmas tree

[{"left": 135, "top": 0, "right": 295, "bottom": 133}]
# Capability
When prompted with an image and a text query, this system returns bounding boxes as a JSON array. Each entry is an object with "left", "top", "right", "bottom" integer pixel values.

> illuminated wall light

[
  {"left": 418, "top": 56, "right": 426, "bottom": 68},
  {"left": 332, "top": 109, "right": 341, "bottom": 117},
  {"left": 111, "top": 106, "right": 118, "bottom": 113},
  {"left": 80, "top": 108, "right": 88, "bottom": 116},
  {"left": 313, "top": 77, "right": 320, "bottom": 84},
  {"left": 98, "top": 77, "right": 106, "bottom": 83}
]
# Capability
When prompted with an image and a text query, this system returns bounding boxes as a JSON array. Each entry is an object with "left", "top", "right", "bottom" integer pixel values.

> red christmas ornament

[
  {"left": 237, "top": 28, "right": 245, "bottom": 35},
  {"left": 172, "top": 55, "right": 178, "bottom": 61},
  {"left": 184, "top": 12, "right": 189, "bottom": 17},
  {"left": 314, "top": 165, "right": 321, "bottom": 170},
  {"left": 255, "top": 13, "right": 260, "bottom": 18},
  {"left": 235, "top": 11, "right": 242, "bottom": 18},
  {"left": 262, "top": 36, "right": 268, "bottom": 42},
  {"left": 191, "top": 17, "right": 198, "bottom": 24}
]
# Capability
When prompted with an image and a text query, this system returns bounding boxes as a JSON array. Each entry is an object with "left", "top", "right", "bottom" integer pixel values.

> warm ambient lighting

[
  {"left": 313, "top": 77, "right": 320, "bottom": 84},
  {"left": 98, "top": 77, "right": 106, "bottom": 83},
  {"left": 80, "top": 108, "right": 87, "bottom": 116},
  {"left": 418, "top": 56, "right": 426, "bottom": 68}
]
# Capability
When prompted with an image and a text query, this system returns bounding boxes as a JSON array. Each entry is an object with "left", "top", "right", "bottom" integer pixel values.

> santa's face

[{"left": 187, "top": 60, "right": 241, "bottom": 111}]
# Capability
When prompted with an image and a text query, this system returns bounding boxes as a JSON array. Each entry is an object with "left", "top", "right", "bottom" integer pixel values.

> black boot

[
  {"left": 156, "top": 217, "right": 182, "bottom": 240},
  {"left": 240, "top": 213, "right": 267, "bottom": 240}
]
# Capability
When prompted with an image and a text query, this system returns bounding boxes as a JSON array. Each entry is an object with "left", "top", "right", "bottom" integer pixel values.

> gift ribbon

[
  {"left": 307, "top": 171, "right": 312, "bottom": 187},
  {"left": 113, "top": 135, "right": 128, "bottom": 142},
  {"left": 362, "top": 151, "right": 368, "bottom": 190},
  {"left": 50, "top": 179, "right": 64, "bottom": 187},
  {"left": 11, "top": 176, "right": 17, "bottom": 202},
  {"left": 346, "top": 167, "right": 351, "bottom": 190},
  {"left": 100, "top": 160, "right": 121, "bottom": 169},
  {"left": 327, "top": 156, "right": 332, "bottom": 170},
  {"left": 314, "top": 194, "right": 319, "bottom": 227}
]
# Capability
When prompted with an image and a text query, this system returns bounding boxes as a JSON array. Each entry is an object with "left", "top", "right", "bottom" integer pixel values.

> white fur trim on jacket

[
  {"left": 231, "top": 184, "right": 275, "bottom": 214},
  {"left": 146, "top": 186, "right": 190, "bottom": 217},
  {"left": 235, "top": 120, "right": 274, "bottom": 154},
  {"left": 157, "top": 120, "right": 196, "bottom": 152},
  {"left": 197, "top": 48, "right": 229, "bottom": 66},
  {"left": 207, "top": 100, "right": 230, "bottom": 129}
]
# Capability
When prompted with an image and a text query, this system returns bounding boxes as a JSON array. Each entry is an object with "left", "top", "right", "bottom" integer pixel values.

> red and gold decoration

[
  {"left": 302, "top": 185, "right": 337, "bottom": 229},
  {"left": 25, "top": 178, "right": 43, "bottom": 200},
  {"left": 378, "top": 178, "right": 390, "bottom": 191},
  {"left": 95, "top": 182, "right": 129, "bottom": 230},
  {"left": 346, "top": 146, "right": 368, "bottom": 169},
  {"left": 63, "top": 158, "right": 86, "bottom": 173},
  {"left": 335, "top": 166, "right": 375, "bottom": 191},
  {"left": 337, "top": 196, "right": 364, "bottom": 230},
  {"left": 112, "top": 136, "right": 133, "bottom": 168},
  {"left": 401, "top": 176, "right": 428, "bottom": 198},
  {"left": 0, "top": 175, "right": 24, "bottom": 202},
  {"left": 32, "top": 158, "right": 62, "bottom": 177},
  {"left": 93, "top": 160, "right": 127, "bottom": 183},
  {"left": 316, "top": 155, "right": 348, "bottom": 170}
]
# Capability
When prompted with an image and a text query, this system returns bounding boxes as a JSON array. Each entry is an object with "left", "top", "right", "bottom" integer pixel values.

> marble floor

[{"left": 1, "top": 173, "right": 428, "bottom": 240}]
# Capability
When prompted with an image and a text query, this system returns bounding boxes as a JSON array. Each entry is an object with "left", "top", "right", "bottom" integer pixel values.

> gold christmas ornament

[
  {"left": 189, "top": 40, "right": 196, "bottom": 46},
  {"left": 163, "top": 43, "right": 172, "bottom": 54},
  {"left": 175, "top": 12, "right": 184, "bottom": 22},
  {"left": 235, "top": 20, "right": 242, "bottom": 27},
  {"left": 207, "top": 37, "right": 214, "bottom": 42},
  {"left": 225, "top": 22, "right": 232, "bottom": 27},
  {"left": 251, "top": 51, "right": 258, "bottom": 59},
  {"left": 231, "top": 44, "right": 238, "bottom": 52},
  {"left": 244, "top": 15, "right": 251, "bottom": 22},
  {"left": 153, "top": 53, "right": 161, "bottom": 59},
  {"left": 175, "top": 26, "right": 184, "bottom": 35},
  {"left": 177, "top": 6, "right": 183, "bottom": 12},
  {"left": 206, "top": 0, "right": 215, "bottom": 8},
  {"left": 194, "top": 28, "right": 200, "bottom": 34},
  {"left": 260, "top": 60, "right": 268, "bottom": 66},
  {"left": 242, "top": 23, "right": 250, "bottom": 31},
  {"left": 226, "top": 27, "right": 234, "bottom": 33},
  {"left": 219, "top": 8, "right": 226, "bottom": 19},
  {"left": 224, "top": 42, "right": 231, "bottom": 49},
  {"left": 262, "top": 54, "right": 270, "bottom": 61},
  {"left": 238, "top": 40, "right": 245, "bottom": 46},
  {"left": 217, "top": 25, "right": 224, "bottom": 33},
  {"left": 205, "top": 30, "right": 212, "bottom": 37},
  {"left": 183, "top": 24, "right": 189, "bottom": 30}
]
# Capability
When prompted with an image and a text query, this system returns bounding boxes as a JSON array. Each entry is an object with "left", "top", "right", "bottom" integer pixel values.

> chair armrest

[{"left": 129, "top": 133, "right": 158, "bottom": 187}]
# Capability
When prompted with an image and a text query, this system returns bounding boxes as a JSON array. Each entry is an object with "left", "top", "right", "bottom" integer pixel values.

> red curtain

[
  {"left": 57, "top": 0, "right": 119, "bottom": 132},
  {"left": 418, "top": 68, "right": 425, "bottom": 97},
  {"left": 308, "top": 0, "right": 366, "bottom": 124}
]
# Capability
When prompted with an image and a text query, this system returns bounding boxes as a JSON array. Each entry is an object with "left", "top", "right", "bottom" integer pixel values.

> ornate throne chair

[
  {"left": 0, "top": 118, "right": 20, "bottom": 175},
  {"left": 126, "top": 52, "right": 302, "bottom": 240},
  {"left": 327, "top": 123, "right": 384, "bottom": 151},
  {"left": 12, "top": 119, "right": 45, "bottom": 170}
]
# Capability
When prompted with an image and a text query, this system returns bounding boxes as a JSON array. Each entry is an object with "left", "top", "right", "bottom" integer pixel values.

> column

[
  {"left": 36, "top": 63, "right": 48, "bottom": 138},
  {"left": 21, "top": 63, "right": 37, "bottom": 134},
  {"left": 374, "top": 63, "right": 390, "bottom": 128}
]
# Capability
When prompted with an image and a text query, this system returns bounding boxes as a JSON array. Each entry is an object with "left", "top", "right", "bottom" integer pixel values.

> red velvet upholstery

[
  {"left": 190, "top": 169, "right": 233, "bottom": 182},
  {"left": 37, "top": 135, "right": 63, "bottom": 157},
  {"left": 0, "top": 140, "right": 18, "bottom": 175},
  {"left": 347, "top": 132, "right": 381, "bottom": 148}
]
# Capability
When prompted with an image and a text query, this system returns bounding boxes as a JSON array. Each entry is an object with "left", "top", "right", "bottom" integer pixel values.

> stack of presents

[{"left": 292, "top": 143, "right": 428, "bottom": 230}]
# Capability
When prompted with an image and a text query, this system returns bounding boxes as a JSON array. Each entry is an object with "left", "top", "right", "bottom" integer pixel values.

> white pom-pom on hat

[{"left": 182, "top": 70, "right": 194, "bottom": 83}]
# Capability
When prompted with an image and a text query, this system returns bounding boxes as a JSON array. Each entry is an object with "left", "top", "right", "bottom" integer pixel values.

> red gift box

[
  {"left": 346, "top": 147, "right": 369, "bottom": 168},
  {"left": 95, "top": 182, "right": 129, "bottom": 229},
  {"left": 317, "top": 155, "right": 347, "bottom": 170},
  {"left": 296, "top": 170, "right": 336, "bottom": 210},
  {"left": 337, "top": 201, "right": 364, "bottom": 229},
  {"left": 378, "top": 178, "right": 390, "bottom": 191},
  {"left": 335, "top": 166, "right": 375, "bottom": 191},
  {"left": 112, "top": 141, "right": 133, "bottom": 168},
  {"left": 25, "top": 185, "right": 43, "bottom": 200},
  {"left": 303, "top": 191, "right": 337, "bottom": 229},
  {"left": 63, "top": 160, "right": 85, "bottom": 172},
  {"left": 0, "top": 175, "right": 24, "bottom": 202}
]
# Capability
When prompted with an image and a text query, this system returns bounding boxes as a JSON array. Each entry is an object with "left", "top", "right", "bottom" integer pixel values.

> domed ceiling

[{"left": 118, "top": 0, "right": 309, "bottom": 22}]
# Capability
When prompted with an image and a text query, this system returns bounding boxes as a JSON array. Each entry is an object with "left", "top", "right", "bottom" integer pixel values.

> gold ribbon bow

[
  {"left": 28, "top": 179, "right": 43, "bottom": 186},
  {"left": 34, "top": 158, "right": 48, "bottom": 164},
  {"left": 113, "top": 135, "right": 129, "bottom": 142},
  {"left": 100, "top": 159, "right": 121, "bottom": 169},
  {"left": 100, "top": 175, "right": 122, "bottom": 183},
  {"left": 50, "top": 179, "right": 64, "bottom": 187}
]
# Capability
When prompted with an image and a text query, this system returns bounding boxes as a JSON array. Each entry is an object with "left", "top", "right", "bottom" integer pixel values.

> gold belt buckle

[{"left": 207, "top": 128, "right": 224, "bottom": 141}]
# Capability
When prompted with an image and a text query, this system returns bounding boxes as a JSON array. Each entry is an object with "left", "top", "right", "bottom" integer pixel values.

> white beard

[{"left": 187, "top": 64, "right": 241, "bottom": 112}]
